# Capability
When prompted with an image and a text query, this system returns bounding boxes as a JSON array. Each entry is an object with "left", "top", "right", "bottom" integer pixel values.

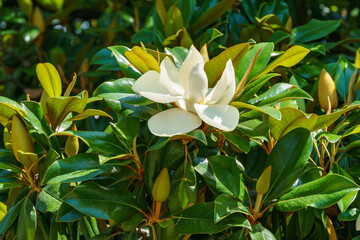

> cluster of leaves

[{"left": 1, "top": 0, "right": 360, "bottom": 240}]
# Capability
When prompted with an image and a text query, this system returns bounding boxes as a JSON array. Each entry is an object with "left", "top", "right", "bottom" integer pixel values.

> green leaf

[
  {"left": 231, "top": 102, "right": 281, "bottom": 120},
  {"left": 164, "top": 47, "right": 188, "bottom": 68},
  {"left": 249, "top": 83, "right": 313, "bottom": 106},
  {"left": 93, "top": 78, "right": 152, "bottom": 105},
  {"left": 68, "top": 109, "right": 113, "bottom": 121},
  {"left": 291, "top": 19, "right": 341, "bottom": 44},
  {"left": 51, "top": 131, "right": 126, "bottom": 155},
  {"left": 270, "top": 107, "right": 315, "bottom": 141},
  {"left": 46, "top": 91, "right": 88, "bottom": 131},
  {"left": 255, "top": 46, "right": 310, "bottom": 79},
  {"left": 214, "top": 195, "right": 251, "bottom": 223},
  {"left": 195, "top": 156, "right": 244, "bottom": 197},
  {"left": 56, "top": 203, "right": 85, "bottom": 222},
  {"left": 168, "top": 161, "right": 197, "bottom": 215},
  {"left": 275, "top": 174, "right": 360, "bottom": 211},
  {"left": 235, "top": 43, "right": 274, "bottom": 85},
  {"left": 190, "top": 0, "right": 236, "bottom": 33},
  {"left": 250, "top": 223, "right": 277, "bottom": 240},
  {"left": 174, "top": 203, "right": 250, "bottom": 234},
  {"left": 145, "top": 141, "right": 185, "bottom": 192},
  {"left": 17, "top": 197, "right": 37, "bottom": 240},
  {"left": 0, "top": 200, "right": 23, "bottom": 234},
  {"left": 315, "top": 132, "right": 341, "bottom": 143},
  {"left": 42, "top": 153, "right": 119, "bottom": 184},
  {"left": 337, "top": 208, "right": 360, "bottom": 221},
  {"left": 265, "top": 128, "right": 313, "bottom": 201},
  {"left": 36, "top": 184, "right": 71, "bottom": 213},
  {"left": 237, "top": 73, "right": 280, "bottom": 102},
  {"left": 164, "top": 4, "right": 184, "bottom": 36},
  {"left": 205, "top": 42, "right": 252, "bottom": 87},
  {"left": 221, "top": 131, "right": 250, "bottom": 153},
  {"left": 64, "top": 182, "right": 141, "bottom": 224},
  {"left": 298, "top": 208, "right": 315, "bottom": 238}
]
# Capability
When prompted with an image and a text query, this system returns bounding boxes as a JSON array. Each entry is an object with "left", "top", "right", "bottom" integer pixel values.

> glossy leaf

[
  {"left": 275, "top": 174, "right": 360, "bottom": 211},
  {"left": 168, "top": 161, "right": 197, "bottom": 215},
  {"left": 214, "top": 194, "right": 251, "bottom": 223},
  {"left": 291, "top": 19, "right": 341, "bottom": 43},
  {"left": 67, "top": 109, "right": 113, "bottom": 121},
  {"left": 107, "top": 46, "right": 141, "bottom": 78},
  {"left": 64, "top": 182, "right": 141, "bottom": 224},
  {"left": 255, "top": 45, "right": 310, "bottom": 79},
  {"left": 42, "top": 153, "right": 118, "bottom": 184},
  {"left": 265, "top": 128, "right": 312, "bottom": 201},
  {"left": 205, "top": 43, "right": 251, "bottom": 86},
  {"left": 174, "top": 203, "right": 250, "bottom": 234},
  {"left": 17, "top": 197, "right": 37, "bottom": 240},
  {"left": 250, "top": 223, "right": 277, "bottom": 240},
  {"left": 249, "top": 83, "right": 312, "bottom": 106},
  {"left": 51, "top": 131, "right": 126, "bottom": 155},
  {"left": 231, "top": 102, "right": 281, "bottom": 120},
  {"left": 46, "top": 91, "right": 88, "bottom": 131},
  {"left": 36, "top": 183, "right": 71, "bottom": 213},
  {"left": 93, "top": 78, "right": 152, "bottom": 105},
  {"left": 221, "top": 131, "right": 251, "bottom": 153}
]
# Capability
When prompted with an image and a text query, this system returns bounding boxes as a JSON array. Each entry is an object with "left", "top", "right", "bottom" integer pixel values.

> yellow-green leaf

[
  {"left": 17, "top": 151, "right": 38, "bottom": 168},
  {"left": 67, "top": 109, "right": 113, "bottom": 122},
  {"left": 355, "top": 48, "right": 360, "bottom": 69},
  {"left": 46, "top": 91, "right": 88, "bottom": 131},
  {"left": 255, "top": 46, "right": 310, "bottom": 79},
  {"left": 205, "top": 43, "right": 252, "bottom": 87},
  {"left": 36, "top": 63, "right": 62, "bottom": 97}
]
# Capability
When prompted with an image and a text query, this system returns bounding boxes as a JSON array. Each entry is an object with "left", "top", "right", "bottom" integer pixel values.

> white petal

[
  {"left": 194, "top": 104, "right": 239, "bottom": 131},
  {"left": 179, "top": 45, "right": 205, "bottom": 90},
  {"left": 132, "top": 70, "right": 182, "bottom": 103},
  {"left": 205, "top": 59, "right": 236, "bottom": 105},
  {"left": 160, "top": 57, "right": 185, "bottom": 95},
  {"left": 187, "top": 63, "right": 208, "bottom": 104},
  {"left": 148, "top": 108, "right": 202, "bottom": 136}
]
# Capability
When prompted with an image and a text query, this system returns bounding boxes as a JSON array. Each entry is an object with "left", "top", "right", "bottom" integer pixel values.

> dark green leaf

[
  {"left": 275, "top": 174, "right": 360, "bottom": 211},
  {"left": 265, "top": 128, "right": 313, "bottom": 201}
]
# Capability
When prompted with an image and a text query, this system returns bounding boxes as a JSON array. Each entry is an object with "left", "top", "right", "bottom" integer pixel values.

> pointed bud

[
  {"left": 125, "top": 46, "right": 160, "bottom": 73},
  {"left": 318, "top": 69, "right": 338, "bottom": 111},
  {"left": 31, "top": 6, "right": 45, "bottom": 33},
  {"left": 65, "top": 124, "right": 79, "bottom": 157},
  {"left": 256, "top": 166, "right": 271, "bottom": 195},
  {"left": 11, "top": 115, "right": 34, "bottom": 166},
  {"left": 152, "top": 167, "right": 170, "bottom": 202}
]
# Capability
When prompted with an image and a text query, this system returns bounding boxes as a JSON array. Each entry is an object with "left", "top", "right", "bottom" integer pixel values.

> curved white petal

[
  {"left": 132, "top": 70, "right": 182, "bottom": 103},
  {"left": 194, "top": 104, "right": 239, "bottom": 131},
  {"left": 160, "top": 57, "right": 185, "bottom": 95},
  {"left": 187, "top": 62, "right": 208, "bottom": 104},
  {"left": 179, "top": 45, "right": 205, "bottom": 90},
  {"left": 204, "top": 59, "right": 236, "bottom": 105},
  {"left": 148, "top": 108, "right": 202, "bottom": 136}
]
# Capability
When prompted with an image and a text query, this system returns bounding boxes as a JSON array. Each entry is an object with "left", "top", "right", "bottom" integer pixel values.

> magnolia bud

[
  {"left": 256, "top": 166, "right": 271, "bottom": 195},
  {"left": 318, "top": 69, "right": 338, "bottom": 111},
  {"left": 152, "top": 167, "right": 170, "bottom": 202},
  {"left": 11, "top": 115, "right": 34, "bottom": 166},
  {"left": 125, "top": 46, "right": 160, "bottom": 73},
  {"left": 132, "top": 46, "right": 160, "bottom": 72},
  {"left": 31, "top": 6, "right": 45, "bottom": 33},
  {"left": 65, "top": 124, "right": 79, "bottom": 157}
]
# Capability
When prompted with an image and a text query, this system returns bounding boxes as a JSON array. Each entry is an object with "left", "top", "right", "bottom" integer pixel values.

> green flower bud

[
  {"left": 152, "top": 167, "right": 170, "bottom": 202},
  {"left": 256, "top": 165, "right": 271, "bottom": 195},
  {"left": 65, "top": 124, "right": 79, "bottom": 157},
  {"left": 11, "top": 115, "right": 34, "bottom": 166}
]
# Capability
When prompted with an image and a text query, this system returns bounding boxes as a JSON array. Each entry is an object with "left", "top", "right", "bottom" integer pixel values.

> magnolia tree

[{"left": 1, "top": 39, "right": 360, "bottom": 239}]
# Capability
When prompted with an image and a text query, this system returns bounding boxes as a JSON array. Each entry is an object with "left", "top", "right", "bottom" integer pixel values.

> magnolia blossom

[{"left": 132, "top": 46, "right": 239, "bottom": 136}]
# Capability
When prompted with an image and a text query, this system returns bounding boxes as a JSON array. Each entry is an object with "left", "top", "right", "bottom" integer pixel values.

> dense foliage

[{"left": 1, "top": 0, "right": 360, "bottom": 239}]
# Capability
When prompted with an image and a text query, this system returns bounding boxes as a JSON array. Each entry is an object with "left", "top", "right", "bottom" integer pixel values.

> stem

[
  {"left": 253, "top": 193, "right": 263, "bottom": 214},
  {"left": 154, "top": 201, "right": 162, "bottom": 220},
  {"left": 79, "top": 218, "right": 95, "bottom": 240}
]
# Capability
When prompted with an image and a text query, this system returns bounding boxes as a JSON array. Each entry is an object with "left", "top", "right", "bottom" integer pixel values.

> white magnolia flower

[{"left": 132, "top": 45, "right": 239, "bottom": 136}]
